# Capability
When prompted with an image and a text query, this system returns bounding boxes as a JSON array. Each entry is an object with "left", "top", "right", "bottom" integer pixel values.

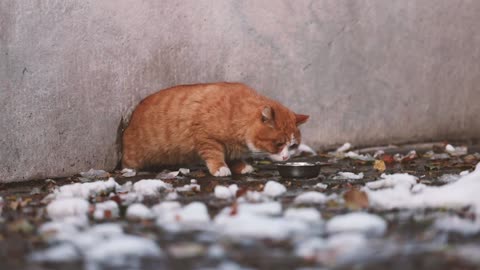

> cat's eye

[
  {"left": 275, "top": 142, "right": 285, "bottom": 148},
  {"left": 289, "top": 144, "right": 299, "bottom": 149}
]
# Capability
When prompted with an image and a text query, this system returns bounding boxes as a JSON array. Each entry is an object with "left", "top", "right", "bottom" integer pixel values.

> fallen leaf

[
  {"left": 382, "top": 154, "right": 395, "bottom": 164},
  {"left": 20, "top": 198, "right": 32, "bottom": 208},
  {"left": 343, "top": 189, "right": 369, "bottom": 209},
  {"left": 464, "top": 154, "right": 477, "bottom": 164},
  {"left": 8, "top": 219, "right": 34, "bottom": 234},
  {"left": 229, "top": 202, "right": 238, "bottom": 216},
  {"left": 236, "top": 188, "right": 248, "bottom": 198},
  {"left": 10, "top": 200, "right": 20, "bottom": 211},
  {"left": 104, "top": 210, "right": 112, "bottom": 219},
  {"left": 373, "top": 160, "right": 386, "bottom": 172}
]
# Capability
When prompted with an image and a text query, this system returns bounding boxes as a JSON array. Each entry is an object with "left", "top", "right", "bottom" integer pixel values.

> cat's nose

[{"left": 282, "top": 156, "right": 288, "bottom": 161}]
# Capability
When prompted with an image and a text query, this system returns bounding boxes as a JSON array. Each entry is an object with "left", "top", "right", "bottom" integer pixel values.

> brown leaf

[
  {"left": 464, "top": 154, "right": 477, "bottom": 164},
  {"left": 343, "top": 189, "right": 369, "bottom": 209},
  {"left": 236, "top": 188, "right": 248, "bottom": 198},
  {"left": 10, "top": 200, "right": 20, "bottom": 211},
  {"left": 229, "top": 202, "right": 238, "bottom": 216},
  {"left": 8, "top": 219, "right": 34, "bottom": 234},
  {"left": 382, "top": 154, "right": 395, "bottom": 164},
  {"left": 104, "top": 210, "right": 112, "bottom": 219},
  {"left": 373, "top": 160, "right": 386, "bottom": 172}
]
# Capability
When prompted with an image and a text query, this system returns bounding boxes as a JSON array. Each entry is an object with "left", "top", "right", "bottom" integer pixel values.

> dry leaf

[
  {"left": 343, "top": 189, "right": 369, "bottom": 209},
  {"left": 382, "top": 154, "right": 395, "bottom": 164},
  {"left": 374, "top": 160, "right": 386, "bottom": 172},
  {"left": 229, "top": 202, "right": 238, "bottom": 216}
]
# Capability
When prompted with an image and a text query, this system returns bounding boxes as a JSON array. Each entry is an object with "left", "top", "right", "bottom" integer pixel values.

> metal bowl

[{"left": 276, "top": 162, "right": 321, "bottom": 178}]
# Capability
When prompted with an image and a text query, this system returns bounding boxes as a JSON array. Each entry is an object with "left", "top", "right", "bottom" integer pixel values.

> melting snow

[
  {"left": 263, "top": 181, "right": 287, "bottom": 197},
  {"left": 335, "top": 172, "right": 364, "bottom": 180},
  {"left": 214, "top": 212, "right": 308, "bottom": 240},
  {"left": 294, "top": 191, "right": 327, "bottom": 204},
  {"left": 126, "top": 203, "right": 154, "bottom": 220},
  {"left": 85, "top": 235, "right": 162, "bottom": 265},
  {"left": 175, "top": 180, "right": 201, "bottom": 193},
  {"left": 445, "top": 144, "right": 468, "bottom": 156},
  {"left": 365, "top": 173, "right": 417, "bottom": 190},
  {"left": 345, "top": 151, "right": 375, "bottom": 161},
  {"left": 284, "top": 207, "right": 322, "bottom": 223},
  {"left": 120, "top": 168, "right": 136, "bottom": 177},
  {"left": 365, "top": 163, "right": 480, "bottom": 214},
  {"left": 93, "top": 200, "right": 119, "bottom": 220},
  {"left": 335, "top": 142, "right": 352, "bottom": 153},
  {"left": 314, "top": 183, "right": 328, "bottom": 189},
  {"left": 32, "top": 223, "right": 162, "bottom": 264},
  {"left": 47, "top": 198, "right": 90, "bottom": 220},
  {"left": 214, "top": 184, "right": 238, "bottom": 200},
  {"left": 55, "top": 178, "right": 119, "bottom": 199},
  {"left": 326, "top": 212, "right": 387, "bottom": 236},
  {"left": 156, "top": 202, "right": 210, "bottom": 231},
  {"left": 295, "top": 233, "right": 368, "bottom": 264},
  {"left": 132, "top": 179, "right": 172, "bottom": 197},
  {"left": 434, "top": 216, "right": 480, "bottom": 236}
]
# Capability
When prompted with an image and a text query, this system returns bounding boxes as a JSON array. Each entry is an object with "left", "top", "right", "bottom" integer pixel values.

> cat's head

[{"left": 246, "top": 104, "right": 309, "bottom": 162}]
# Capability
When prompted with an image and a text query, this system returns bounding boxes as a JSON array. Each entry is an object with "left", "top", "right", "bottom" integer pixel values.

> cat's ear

[
  {"left": 261, "top": 106, "right": 275, "bottom": 125},
  {"left": 295, "top": 114, "right": 309, "bottom": 126}
]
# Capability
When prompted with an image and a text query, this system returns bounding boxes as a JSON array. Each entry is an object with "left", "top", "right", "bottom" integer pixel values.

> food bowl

[{"left": 276, "top": 162, "right": 321, "bottom": 178}]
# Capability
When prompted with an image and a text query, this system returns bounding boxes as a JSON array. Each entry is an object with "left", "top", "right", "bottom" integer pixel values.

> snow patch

[
  {"left": 156, "top": 202, "right": 210, "bottom": 231},
  {"left": 55, "top": 178, "right": 119, "bottom": 199},
  {"left": 434, "top": 216, "right": 480, "bottom": 235},
  {"left": 284, "top": 207, "right": 322, "bottom": 223},
  {"left": 326, "top": 212, "right": 387, "bottom": 236},
  {"left": 126, "top": 203, "right": 154, "bottom": 220},
  {"left": 215, "top": 212, "right": 308, "bottom": 240},
  {"left": 294, "top": 191, "right": 327, "bottom": 204},
  {"left": 132, "top": 179, "right": 172, "bottom": 197},
  {"left": 295, "top": 233, "right": 368, "bottom": 264},
  {"left": 93, "top": 200, "right": 119, "bottom": 220},
  {"left": 366, "top": 173, "right": 417, "bottom": 190},
  {"left": 345, "top": 151, "right": 375, "bottom": 161},
  {"left": 47, "top": 198, "right": 90, "bottom": 220},
  {"left": 263, "top": 181, "right": 287, "bottom": 197},
  {"left": 445, "top": 144, "right": 468, "bottom": 156},
  {"left": 365, "top": 163, "right": 480, "bottom": 214},
  {"left": 32, "top": 223, "right": 162, "bottom": 265},
  {"left": 334, "top": 172, "right": 364, "bottom": 180},
  {"left": 335, "top": 143, "right": 352, "bottom": 153},
  {"left": 121, "top": 168, "right": 136, "bottom": 177},
  {"left": 85, "top": 235, "right": 162, "bottom": 264},
  {"left": 314, "top": 183, "right": 328, "bottom": 189},
  {"left": 214, "top": 184, "right": 238, "bottom": 200}
]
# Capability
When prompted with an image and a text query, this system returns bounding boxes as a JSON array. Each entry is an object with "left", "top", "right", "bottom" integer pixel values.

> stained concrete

[{"left": 1, "top": 0, "right": 479, "bottom": 182}]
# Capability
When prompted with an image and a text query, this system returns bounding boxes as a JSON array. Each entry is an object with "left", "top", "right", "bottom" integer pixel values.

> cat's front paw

[{"left": 214, "top": 166, "right": 232, "bottom": 177}]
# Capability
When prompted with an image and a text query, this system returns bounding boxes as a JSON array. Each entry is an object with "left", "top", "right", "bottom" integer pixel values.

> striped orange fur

[{"left": 122, "top": 82, "right": 308, "bottom": 176}]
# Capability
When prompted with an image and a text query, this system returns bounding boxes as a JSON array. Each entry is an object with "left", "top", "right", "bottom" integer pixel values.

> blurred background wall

[{"left": 1, "top": 0, "right": 479, "bottom": 182}]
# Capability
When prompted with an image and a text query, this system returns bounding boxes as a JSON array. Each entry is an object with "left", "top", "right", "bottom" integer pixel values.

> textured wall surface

[{"left": 1, "top": 0, "right": 479, "bottom": 182}]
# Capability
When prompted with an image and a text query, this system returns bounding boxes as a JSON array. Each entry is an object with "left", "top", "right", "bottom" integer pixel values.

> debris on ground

[{"left": 0, "top": 141, "right": 479, "bottom": 270}]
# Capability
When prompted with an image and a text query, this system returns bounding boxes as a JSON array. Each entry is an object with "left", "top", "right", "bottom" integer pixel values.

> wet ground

[{"left": 1, "top": 141, "right": 480, "bottom": 270}]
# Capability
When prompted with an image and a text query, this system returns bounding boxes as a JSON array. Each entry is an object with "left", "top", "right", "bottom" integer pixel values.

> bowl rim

[{"left": 276, "top": 161, "right": 321, "bottom": 167}]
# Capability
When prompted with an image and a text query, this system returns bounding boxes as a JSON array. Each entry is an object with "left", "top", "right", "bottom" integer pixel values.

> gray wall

[{"left": 1, "top": 0, "right": 479, "bottom": 182}]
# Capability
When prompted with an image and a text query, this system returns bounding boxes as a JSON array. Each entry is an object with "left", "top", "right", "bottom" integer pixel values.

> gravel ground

[{"left": 0, "top": 141, "right": 479, "bottom": 270}]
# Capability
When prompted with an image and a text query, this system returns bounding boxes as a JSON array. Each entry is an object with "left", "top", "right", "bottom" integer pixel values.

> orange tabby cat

[{"left": 122, "top": 82, "right": 309, "bottom": 176}]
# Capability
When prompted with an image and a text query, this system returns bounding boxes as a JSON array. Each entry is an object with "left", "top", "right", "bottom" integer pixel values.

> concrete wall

[{"left": 1, "top": 0, "right": 479, "bottom": 182}]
